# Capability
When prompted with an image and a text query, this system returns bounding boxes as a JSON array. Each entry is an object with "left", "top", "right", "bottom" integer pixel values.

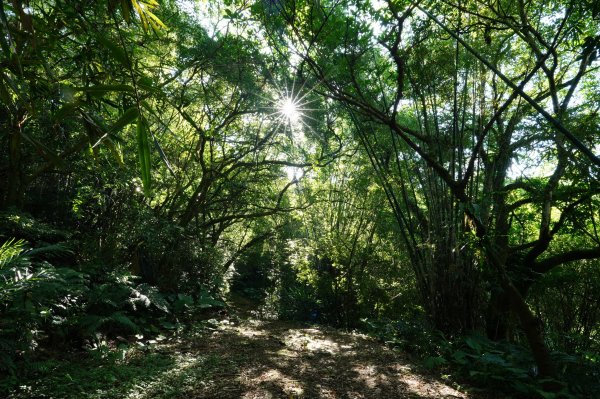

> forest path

[
  {"left": 178, "top": 295, "right": 469, "bottom": 399},
  {"left": 6, "top": 296, "right": 472, "bottom": 399}
]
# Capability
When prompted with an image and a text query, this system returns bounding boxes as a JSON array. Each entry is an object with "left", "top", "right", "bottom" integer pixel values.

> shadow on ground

[
  {"left": 5, "top": 297, "right": 470, "bottom": 399},
  {"left": 166, "top": 308, "right": 469, "bottom": 399}
]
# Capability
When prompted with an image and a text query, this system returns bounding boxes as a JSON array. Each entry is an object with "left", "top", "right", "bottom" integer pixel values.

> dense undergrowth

[
  {"left": 0, "top": 212, "right": 226, "bottom": 396},
  {"left": 2, "top": 211, "right": 599, "bottom": 399},
  {"left": 362, "top": 318, "right": 600, "bottom": 399}
]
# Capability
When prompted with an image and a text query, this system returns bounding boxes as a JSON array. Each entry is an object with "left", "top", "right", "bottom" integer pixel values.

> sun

[{"left": 279, "top": 97, "right": 301, "bottom": 124}]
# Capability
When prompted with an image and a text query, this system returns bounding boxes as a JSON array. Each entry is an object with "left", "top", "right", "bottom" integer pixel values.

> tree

[{"left": 254, "top": 0, "right": 600, "bottom": 376}]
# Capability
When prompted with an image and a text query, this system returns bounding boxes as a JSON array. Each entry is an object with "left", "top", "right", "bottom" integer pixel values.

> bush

[
  {"left": 0, "top": 237, "right": 173, "bottom": 377},
  {"left": 361, "top": 317, "right": 599, "bottom": 398},
  {"left": 0, "top": 238, "right": 85, "bottom": 374}
]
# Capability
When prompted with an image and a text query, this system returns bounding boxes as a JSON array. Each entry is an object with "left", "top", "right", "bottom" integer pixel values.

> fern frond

[
  {"left": 133, "top": 283, "right": 169, "bottom": 312},
  {"left": 27, "top": 242, "right": 73, "bottom": 259},
  {"left": 0, "top": 238, "right": 30, "bottom": 269}
]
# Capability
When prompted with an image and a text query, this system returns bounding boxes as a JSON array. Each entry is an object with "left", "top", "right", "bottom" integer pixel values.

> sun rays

[
  {"left": 251, "top": 66, "right": 323, "bottom": 142},
  {"left": 245, "top": 71, "right": 323, "bottom": 181},
  {"left": 279, "top": 97, "right": 301, "bottom": 124}
]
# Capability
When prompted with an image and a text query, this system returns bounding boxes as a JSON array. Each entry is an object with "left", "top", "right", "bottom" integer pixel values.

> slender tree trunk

[
  {"left": 486, "top": 290, "right": 511, "bottom": 340},
  {"left": 6, "top": 124, "right": 23, "bottom": 208},
  {"left": 484, "top": 247, "right": 556, "bottom": 377},
  {"left": 507, "top": 282, "right": 556, "bottom": 377}
]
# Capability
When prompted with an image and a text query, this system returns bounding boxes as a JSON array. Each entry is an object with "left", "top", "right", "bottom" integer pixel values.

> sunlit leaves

[
  {"left": 132, "top": 0, "right": 167, "bottom": 33},
  {"left": 75, "top": 84, "right": 135, "bottom": 95},
  {"left": 109, "top": 0, "right": 167, "bottom": 33}
]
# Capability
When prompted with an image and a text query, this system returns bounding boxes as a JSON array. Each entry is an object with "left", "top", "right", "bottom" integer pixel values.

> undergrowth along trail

[{"left": 6, "top": 299, "right": 476, "bottom": 399}]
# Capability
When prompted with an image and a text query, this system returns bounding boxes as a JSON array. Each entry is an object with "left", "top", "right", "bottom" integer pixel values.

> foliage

[
  {"left": 0, "top": 231, "right": 225, "bottom": 391},
  {"left": 529, "top": 259, "right": 600, "bottom": 355},
  {"left": 1, "top": 342, "right": 225, "bottom": 399},
  {"left": 364, "top": 318, "right": 600, "bottom": 398},
  {"left": 0, "top": 237, "right": 85, "bottom": 375},
  {"left": 0, "top": 0, "right": 599, "bottom": 396}
]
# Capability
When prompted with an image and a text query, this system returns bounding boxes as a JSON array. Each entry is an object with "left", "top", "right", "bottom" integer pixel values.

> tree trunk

[
  {"left": 485, "top": 249, "right": 556, "bottom": 377},
  {"left": 506, "top": 283, "right": 556, "bottom": 377},
  {"left": 486, "top": 289, "right": 511, "bottom": 341},
  {"left": 6, "top": 124, "right": 23, "bottom": 208}
]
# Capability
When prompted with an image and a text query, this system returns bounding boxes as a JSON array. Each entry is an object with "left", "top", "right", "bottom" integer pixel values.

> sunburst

[
  {"left": 279, "top": 97, "right": 301, "bottom": 124},
  {"left": 268, "top": 77, "right": 320, "bottom": 137}
]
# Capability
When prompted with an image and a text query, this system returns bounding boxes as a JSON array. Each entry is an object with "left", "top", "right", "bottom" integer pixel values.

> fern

[
  {"left": 27, "top": 242, "right": 73, "bottom": 259},
  {"left": 77, "top": 314, "right": 105, "bottom": 336},
  {"left": 78, "top": 312, "right": 139, "bottom": 336},
  {"left": 86, "top": 282, "right": 132, "bottom": 310},
  {"left": 109, "top": 312, "right": 139, "bottom": 332},
  {"left": 132, "top": 283, "right": 169, "bottom": 313},
  {"left": 0, "top": 350, "right": 16, "bottom": 374},
  {"left": 0, "top": 238, "right": 28, "bottom": 267}
]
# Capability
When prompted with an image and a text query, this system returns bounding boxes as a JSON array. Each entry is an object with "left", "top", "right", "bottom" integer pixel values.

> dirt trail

[{"left": 186, "top": 297, "right": 469, "bottom": 398}]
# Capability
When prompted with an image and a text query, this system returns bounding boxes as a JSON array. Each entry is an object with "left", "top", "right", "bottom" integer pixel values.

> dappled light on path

[{"left": 146, "top": 315, "right": 471, "bottom": 399}]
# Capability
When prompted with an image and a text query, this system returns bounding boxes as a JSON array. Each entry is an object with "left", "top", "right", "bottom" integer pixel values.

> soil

[{"left": 179, "top": 295, "right": 471, "bottom": 399}]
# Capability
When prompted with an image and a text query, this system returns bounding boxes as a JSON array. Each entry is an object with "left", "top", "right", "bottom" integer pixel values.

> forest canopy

[{"left": 1, "top": 0, "right": 599, "bottom": 397}]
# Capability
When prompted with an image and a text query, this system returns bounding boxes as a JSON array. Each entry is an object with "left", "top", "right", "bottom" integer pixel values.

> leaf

[
  {"left": 108, "top": 107, "right": 139, "bottom": 135},
  {"left": 137, "top": 76, "right": 160, "bottom": 92},
  {"left": 451, "top": 350, "right": 469, "bottom": 365},
  {"left": 464, "top": 336, "right": 482, "bottom": 353},
  {"left": 20, "top": 132, "right": 65, "bottom": 168},
  {"left": 136, "top": 116, "right": 152, "bottom": 196},
  {"left": 75, "top": 84, "right": 135, "bottom": 94},
  {"left": 52, "top": 102, "right": 78, "bottom": 122},
  {"left": 143, "top": 6, "right": 167, "bottom": 31},
  {"left": 479, "top": 353, "right": 508, "bottom": 366},
  {"left": 423, "top": 356, "right": 446, "bottom": 369},
  {"left": 132, "top": 0, "right": 148, "bottom": 31},
  {"left": 536, "top": 390, "right": 557, "bottom": 399},
  {"left": 109, "top": 312, "right": 139, "bottom": 332},
  {"left": 105, "top": 138, "right": 124, "bottom": 166},
  {"left": 150, "top": 131, "right": 176, "bottom": 176},
  {"left": 136, "top": 283, "right": 169, "bottom": 313},
  {"left": 160, "top": 321, "right": 177, "bottom": 330},
  {"left": 120, "top": 0, "right": 131, "bottom": 23},
  {"left": 198, "top": 289, "right": 225, "bottom": 309},
  {"left": 97, "top": 35, "right": 130, "bottom": 67},
  {"left": 131, "top": 0, "right": 167, "bottom": 33}
]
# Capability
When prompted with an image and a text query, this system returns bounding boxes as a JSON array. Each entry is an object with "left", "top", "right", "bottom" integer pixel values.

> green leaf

[
  {"left": 536, "top": 390, "right": 557, "bottom": 399},
  {"left": 97, "top": 35, "right": 129, "bottom": 67},
  {"left": 150, "top": 131, "right": 175, "bottom": 176},
  {"left": 52, "top": 102, "right": 78, "bottom": 122},
  {"left": 160, "top": 321, "right": 177, "bottom": 330},
  {"left": 137, "top": 76, "right": 160, "bottom": 93},
  {"left": 136, "top": 283, "right": 169, "bottom": 313},
  {"left": 136, "top": 116, "right": 152, "bottom": 196},
  {"left": 479, "top": 353, "right": 508, "bottom": 366},
  {"left": 75, "top": 84, "right": 135, "bottom": 94},
  {"left": 451, "top": 350, "right": 469, "bottom": 365},
  {"left": 109, "top": 312, "right": 139, "bottom": 332},
  {"left": 108, "top": 107, "right": 139, "bottom": 135},
  {"left": 464, "top": 336, "right": 482, "bottom": 353},
  {"left": 423, "top": 356, "right": 446, "bottom": 369},
  {"left": 105, "top": 138, "right": 124, "bottom": 166},
  {"left": 121, "top": 0, "right": 132, "bottom": 23}
]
